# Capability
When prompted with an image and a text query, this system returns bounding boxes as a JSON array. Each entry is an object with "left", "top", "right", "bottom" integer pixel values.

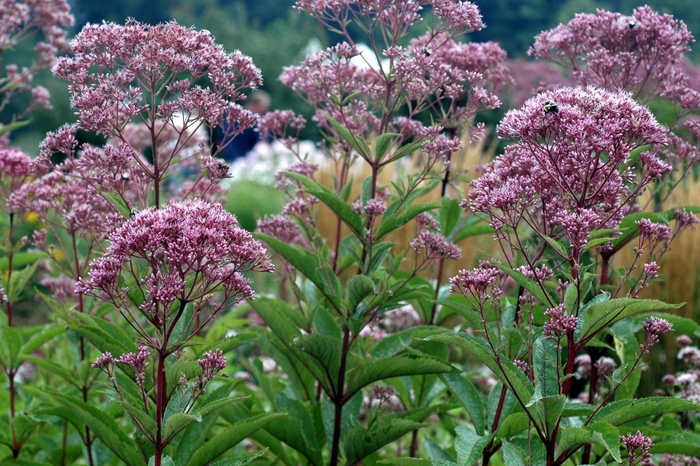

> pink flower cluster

[
  {"left": 11, "top": 164, "right": 122, "bottom": 240},
  {"left": 0, "top": 0, "right": 73, "bottom": 121},
  {"left": 281, "top": 0, "right": 508, "bottom": 166},
  {"left": 55, "top": 20, "right": 261, "bottom": 135},
  {"left": 0, "top": 144, "right": 33, "bottom": 214},
  {"left": 467, "top": 86, "right": 668, "bottom": 261},
  {"left": 410, "top": 231, "right": 461, "bottom": 261},
  {"left": 530, "top": 6, "right": 693, "bottom": 103},
  {"left": 543, "top": 303, "right": 578, "bottom": 340},
  {"left": 78, "top": 199, "right": 273, "bottom": 328},
  {"left": 197, "top": 349, "right": 227, "bottom": 386},
  {"left": 620, "top": 431, "right": 654, "bottom": 466}
]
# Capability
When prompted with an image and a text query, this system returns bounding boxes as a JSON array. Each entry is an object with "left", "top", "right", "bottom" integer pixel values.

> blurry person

[{"left": 214, "top": 90, "right": 271, "bottom": 161}]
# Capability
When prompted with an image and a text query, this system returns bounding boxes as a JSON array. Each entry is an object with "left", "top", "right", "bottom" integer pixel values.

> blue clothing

[{"left": 214, "top": 122, "right": 261, "bottom": 162}]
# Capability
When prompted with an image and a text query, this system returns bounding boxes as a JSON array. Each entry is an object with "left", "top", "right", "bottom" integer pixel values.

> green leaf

[
  {"left": 7, "top": 262, "right": 39, "bottom": 303},
  {"left": 46, "top": 388, "right": 146, "bottom": 466},
  {"left": 651, "top": 441, "right": 700, "bottom": 457},
  {"left": 69, "top": 325, "right": 133, "bottom": 358},
  {"left": 347, "top": 356, "right": 453, "bottom": 399},
  {"left": 258, "top": 410, "right": 324, "bottom": 465},
  {"left": 347, "top": 275, "right": 375, "bottom": 314},
  {"left": 19, "top": 325, "right": 63, "bottom": 356},
  {"left": 494, "top": 263, "right": 554, "bottom": 307},
  {"left": 577, "top": 298, "right": 683, "bottom": 344},
  {"left": 377, "top": 459, "right": 432, "bottom": 465},
  {"left": 293, "top": 333, "right": 342, "bottom": 391},
  {"left": 326, "top": 115, "right": 370, "bottom": 158},
  {"left": 427, "top": 333, "right": 534, "bottom": 408},
  {"left": 209, "top": 449, "right": 269, "bottom": 466},
  {"left": 162, "top": 412, "right": 202, "bottom": 443},
  {"left": 527, "top": 394, "right": 565, "bottom": 438},
  {"left": 592, "top": 397, "right": 699, "bottom": 426},
  {"left": 116, "top": 399, "right": 158, "bottom": 441},
  {"left": 0, "top": 325, "right": 23, "bottom": 369},
  {"left": 65, "top": 311, "right": 138, "bottom": 353},
  {"left": 556, "top": 422, "right": 620, "bottom": 462},
  {"left": 0, "top": 252, "right": 47, "bottom": 272},
  {"left": 541, "top": 234, "right": 569, "bottom": 258},
  {"left": 533, "top": 337, "right": 559, "bottom": 398},
  {"left": 497, "top": 412, "right": 530, "bottom": 439},
  {"left": 284, "top": 172, "right": 364, "bottom": 235},
  {"left": 453, "top": 216, "right": 495, "bottom": 243},
  {"left": 19, "top": 355, "right": 77, "bottom": 386},
  {"left": 376, "top": 202, "right": 440, "bottom": 240},
  {"left": 442, "top": 373, "right": 485, "bottom": 435},
  {"left": 375, "top": 132, "right": 401, "bottom": 162},
  {"left": 103, "top": 192, "right": 131, "bottom": 218},
  {"left": 0, "top": 119, "right": 31, "bottom": 138},
  {"left": 371, "top": 328, "right": 415, "bottom": 359},
  {"left": 188, "top": 413, "right": 285, "bottom": 466},
  {"left": 384, "top": 138, "right": 426, "bottom": 164},
  {"left": 439, "top": 198, "right": 462, "bottom": 238},
  {"left": 502, "top": 439, "right": 527, "bottom": 466},
  {"left": 195, "top": 332, "right": 257, "bottom": 358},
  {"left": 250, "top": 296, "right": 307, "bottom": 331},
  {"left": 311, "top": 305, "right": 342, "bottom": 339},
  {"left": 253, "top": 234, "right": 343, "bottom": 311},
  {"left": 454, "top": 426, "right": 492, "bottom": 466},
  {"left": 425, "top": 438, "right": 456, "bottom": 463},
  {"left": 345, "top": 418, "right": 424, "bottom": 466},
  {"left": 436, "top": 299, "right": 482, "bottom": 329}
]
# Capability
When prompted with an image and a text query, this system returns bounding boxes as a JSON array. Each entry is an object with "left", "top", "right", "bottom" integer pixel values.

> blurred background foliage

[
  {"left": 6, "top": 0, "right": 700, "bottom": 154},
  {"left": 2, "top": 0, "right": 700, "bottom": 388}
]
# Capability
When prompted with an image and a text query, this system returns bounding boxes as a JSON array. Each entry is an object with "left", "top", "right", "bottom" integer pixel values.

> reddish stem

[{"left": 154, "top": 351, "right": 167, "bottom": 466}]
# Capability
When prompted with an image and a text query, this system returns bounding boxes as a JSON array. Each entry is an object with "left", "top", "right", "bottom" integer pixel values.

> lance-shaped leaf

[
  {"left": 209, "top": 449, "right": 269, "bottom": 466},
  {"left": 376, "top": 202, "right": 440, "bottom": 240},
  {"left": 195, "top": 332, "right": 257, "bottom": 358},
  {"left": 427, "top": 333, "right": 534, "bottom": 408},
  {"left": 0, "top": 325, "right": 22, "bottom": 369},
  {"left": 347, "top": 355, "right": 453, "bottom": 399},
  {"left": 591, "top": 397, "right": 699, "bottom": 426},
  {"left": 526, "top": 392, "right": 565, "bottom": 439},
  {"left": 533, "top": 337, "right": 559, "bottom": 398},
  {"left": 494, "top": 263, "right": 554, "bottom": 307},
  {"left": 188, "top": 413, "right": 285, "bottom": 466},
  {"left": 502, "top": 439, "right": 527, "bottom": 466},
  {"left": 327, "top": 115, "right": 371, "bottom": 158},
  {"left": 576, "top": 298, "right": 683, "bottom": 344},
  {"left": 347, "top": 275, "right": 375, "bottom": 314},
  {"left": 345, "top": 418, "right": 425, "bottom": 466},
  {"left": 253, "top": 234, "right": 343, "bottom": 311},
  {"left": 46, "top": 388, "right": 146, "bottom": 466},
  {"left": 556, "top": 422, "right": 621, "bottom": 463},
  {"left": 453, "top": 426, "right": 493, "bottom": 466},
  {"left": 439, "top": 198, "right": 462, "bottom": 238},
  {"left": 0, "top": 252, "right": 47, "bottom": 272},
  {"left": 374, "top": 132, "right": 401, "bottom": 162},
  {"left": 284, "top": 172, "right": 364, "bottom": 235},
  {"left": 293, "top": 334, "right": 342, "bottom": 392},
  {"left": 442, "top": 373, "right": 486, "bottom": 436},
  {"left": 64, "top": 310, "right": 138, "bottom": 354}
]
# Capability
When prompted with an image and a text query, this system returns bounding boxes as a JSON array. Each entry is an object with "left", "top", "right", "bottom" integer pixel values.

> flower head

[
  {"left": 198, "top": 349, "right": 227, "bottom": 385},
  {"left": 621, "top": 431, "right": 654, "bottom": 466},
  {"left": 79, "top": 199, "right": 272, "bottom": 328}
]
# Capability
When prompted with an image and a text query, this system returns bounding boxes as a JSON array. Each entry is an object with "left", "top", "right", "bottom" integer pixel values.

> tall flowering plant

[
  {"left": 1, "top": 19, "right": 280, "bottom": 466},
  {"left": 249, "top": 0, "right": 511, "bottom": 465},
  {"left": 427, "top": 7, "right": 700, "bottom": 466}
]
